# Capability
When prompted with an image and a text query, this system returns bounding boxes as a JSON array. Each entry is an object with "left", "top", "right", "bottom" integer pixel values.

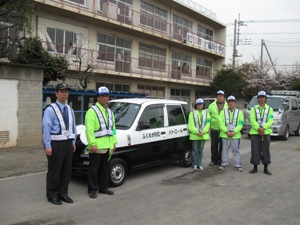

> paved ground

[{"left": 0, "top": 145, "right": 47, "bottom": 179}]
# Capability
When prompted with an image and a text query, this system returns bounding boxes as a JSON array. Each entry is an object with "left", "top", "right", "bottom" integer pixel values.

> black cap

[{"left": 56, "top": 83, "right": 70, "bottom": 91}]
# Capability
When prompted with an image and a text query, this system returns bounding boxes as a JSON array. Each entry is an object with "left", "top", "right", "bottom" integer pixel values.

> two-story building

[{"left": 33, "top": 0, "right": 226, "bottom": 108}]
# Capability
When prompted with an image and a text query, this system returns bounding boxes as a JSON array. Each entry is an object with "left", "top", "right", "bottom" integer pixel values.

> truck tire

[
  {"left": 295, "top": 123, "right": 300, "bottom": 136},
  {"left": 109, "top": 158, "right": 128, "bottom": 187},
  {"left": 281, "top": 125, "right": 289, "bottom": 141},
  {"left": 179, "top": 149, "right": 192, "bottom": 167}
]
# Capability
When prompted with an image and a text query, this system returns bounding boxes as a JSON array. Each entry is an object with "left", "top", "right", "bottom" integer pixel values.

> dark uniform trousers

[
  {"left": 47, "top": 140, "right": 73, "bottom": 199},
  {"left": 88, "top": 150, "right": 110, "bottom": 193},
  {"left": 250, "top": 135, "right": 271, "bottom": 165},
  {"left": 210, "top": 129, "right": 223, "bottom": 163}
]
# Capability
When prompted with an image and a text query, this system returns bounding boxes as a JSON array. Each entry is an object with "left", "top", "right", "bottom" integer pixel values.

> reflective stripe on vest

[
  {"left": 224, "top": 108, "right": 239, "bottom": 131},
  {"left": 50, "top": 103, "right": 75, "bottom": 140},
  {"left": 193, "top": 110, "right": 207, "bottom": 132},
  {"left": 91, "top": 105, "right": 113, "bottom": 137},
  {"left": 255, "top": 105, "right": 270, "bottom": 126}
]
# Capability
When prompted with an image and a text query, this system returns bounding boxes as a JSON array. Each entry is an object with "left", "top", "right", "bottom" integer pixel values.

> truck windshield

[
  {"left": 248, "top": 97, "right": 284, "bottom": 111},
  {"left": 108, "top": 102, "right": 141, "bottom": 130}
]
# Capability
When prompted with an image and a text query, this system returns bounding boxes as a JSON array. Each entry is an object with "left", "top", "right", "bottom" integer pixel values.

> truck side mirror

[{"left": 282, "top": 103, "right": 289, "bottom": 110}]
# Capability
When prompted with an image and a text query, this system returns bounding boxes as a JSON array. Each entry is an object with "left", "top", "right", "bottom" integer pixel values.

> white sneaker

[
  {"left": 218, "top": 166, "right": 226, "bottom": 170},
  {"left": 235, "top": 167, "right": 243, "bottom": 172},
  {"left": 193, "top": 166, "right": 198, "bottom": 170},
  {"left": 199, "top": 166, "right": 204, "bottom": 171}
]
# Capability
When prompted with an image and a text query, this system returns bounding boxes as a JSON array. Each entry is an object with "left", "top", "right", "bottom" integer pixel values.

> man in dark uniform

[{"left": 42, "top": 83, "right": 77, "bottom": 205}]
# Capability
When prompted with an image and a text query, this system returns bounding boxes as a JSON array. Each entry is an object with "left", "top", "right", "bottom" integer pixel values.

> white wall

[{"left": 0, "top": 80, "right": 18, "bottom": 148}]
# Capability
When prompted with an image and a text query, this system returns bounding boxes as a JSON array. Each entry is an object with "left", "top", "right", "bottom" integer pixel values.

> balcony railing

[
  {"left": 46, "top": 42, "right": 213, "bottom": 85},
  {"left": 38, "top": 0, "right": 225, "bottom": 56}
]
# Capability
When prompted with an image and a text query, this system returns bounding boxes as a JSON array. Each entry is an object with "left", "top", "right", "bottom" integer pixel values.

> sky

[{"left": 196, "top": 0, "right": 300, "bottom": 70}]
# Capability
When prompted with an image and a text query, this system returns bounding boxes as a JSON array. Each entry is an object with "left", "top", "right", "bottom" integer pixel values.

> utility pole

[
  {"left": 232, "top": 14, "right": 246, "bottom": 69},
  {"left": 261, "top": 39, "right": 278, "bottom": 76},
  {"left": 232, "top": 19, "right": 237, "bottom": 69}
]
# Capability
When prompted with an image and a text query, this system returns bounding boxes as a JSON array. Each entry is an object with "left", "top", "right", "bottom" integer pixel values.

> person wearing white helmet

[
  {"left": 218, "top": 96, "right": 244, "bottom": 172},
  {"left": 249, "top": 91, "right": 274, "bottom": 175},
  {"left": 207, "top": 90, "right": 228, "bottom": 166},
  {"left": 85, "top": 86, "right": 118, "bottom": 198},
  {"left": 188, "top": 98, "right": 211, "bottom": 170}
]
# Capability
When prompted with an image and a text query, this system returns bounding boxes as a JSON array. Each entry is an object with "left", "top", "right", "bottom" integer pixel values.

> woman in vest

[
  {"left": 188, "top": 98, "right": 211, "bottom": 170},
  {"left": 218, "top": 96, "right": 244, "bottom": 172}
]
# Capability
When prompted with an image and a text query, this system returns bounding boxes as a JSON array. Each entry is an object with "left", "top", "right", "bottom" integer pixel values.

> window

[
  {"left": 171, "top": 51, "right": 192, "bottom": 78},
  {"left": 291, "top": 99, "right": 298, "bottom": 111},
  {"left": 196, "top": 57, "right": 212, "bottom": 78},
  {"left": 140, "top": 1, "right": 167, "bottom": 32},
  {"left": 108, "top": 102, "right": 141, "bottom": 130},
  {"left": 97, "top": 33, "right": 131, "bottom": 62},
  {"left": 138, "top": 106, "right": 165, "bottom": 129},
  {"left": 46, "top": 27, "right": 79, "bottom": 54},
  {"left": 197, "top": 25, "right": 213, "bottom": 40},
  {"left": 137, "top": 85, "right": 165, "bottom": 98},
  {"left": 172, "top": 15, "right": 192, "bottom": 41},
  {"left": 96, "top": 82, "right": 130, "bottom": 92},
  {"left": 99, "top": 0, "right": 133, "bottom": 24},
  {"left": 65, "top": 0, "right": 86, "bottom": 6},
  {"left": 170, "top": 88, "right": 190, "bottom": 106},
  {"left": 139, "top": 43, "right": 166, "bottom": 70},
  {"left": 167, "top": 105, "right": 186, "bottom": 126}
]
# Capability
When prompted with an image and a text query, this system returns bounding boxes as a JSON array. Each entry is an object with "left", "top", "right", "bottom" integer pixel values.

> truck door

[{"left": 134, "top": 104, "right": 168, "bottom": 165}]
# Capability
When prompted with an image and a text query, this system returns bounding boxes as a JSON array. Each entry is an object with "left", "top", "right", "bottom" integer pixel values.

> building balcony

[
  {"left": 45, "top": 42, "right": 213, "bottom": 86},
  {"left": 34, "top": 0, "right": 225, "bottom": 58}
]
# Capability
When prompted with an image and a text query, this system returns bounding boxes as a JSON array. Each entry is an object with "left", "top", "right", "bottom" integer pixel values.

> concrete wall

[{"left": 0, "top": 62, "right": 44, "bottom": 148}]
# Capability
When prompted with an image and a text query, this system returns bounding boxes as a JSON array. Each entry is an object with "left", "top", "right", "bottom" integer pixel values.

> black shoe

[
  {"left": 249, "top": 169, "right": 257, "bottom": 174},
  {"left": 60, "top": 195, "right": 73, "bottom": 203},
  {"left": 89, "top": 192, "right": 97, "bottom": 199},
  {"left": 99, "top": 190, "right": 114, "bottom": 195},
  {"left": 48, "top": 197, "right": 62, "bottom": 205},
  {"left": 264, "top": 169, "right": 272, "bottom": 175}
]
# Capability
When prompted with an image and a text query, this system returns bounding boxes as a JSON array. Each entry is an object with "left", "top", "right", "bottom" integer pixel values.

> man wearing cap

[
  {"left": 85, "top": 86, "right": 117, "bottom": 198},
  {"left": 208, "top": 90, "right": 228, "bottom": 166},
  {"left": 218, "top": 96, "right": 244, "bottom": 172},
  {"left": 188, "top": 98, "right": 211, "bottom": 170},
  {"left": 42, "top": 82, "right": 77, "bottom": 205},
  {"left": 249, "top": 91, "right": 274, "bottom": 175}
]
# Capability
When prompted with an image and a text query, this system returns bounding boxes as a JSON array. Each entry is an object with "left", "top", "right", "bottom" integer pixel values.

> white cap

[
  {"left": 195, "top": 98, "right": 204, "bottom": 105},
  {"left": 227, "top": 95, "right": 236, "bottom": 101},
  {"left": 217, "top": 90, "right": 225, "bottom": 95},
  {"left": 257, "top": 91, "right": 267, "bottom": 97},
  {"left": 97, "top": 86, "right": 110, "bottom": 96}
]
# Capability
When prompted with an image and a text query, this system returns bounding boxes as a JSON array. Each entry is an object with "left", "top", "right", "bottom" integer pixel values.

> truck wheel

[
  {"left": 179, "top": 149, "right": 192, "bottom": 167},
  {"left": 295, "top": 123, "right": 300, "bottom": 136},
  {"left": 109, "top": 158, "right": 127, "bottom": 187},
  {"left": 281, "top": 125, "right": 289, "bottom": 141}
]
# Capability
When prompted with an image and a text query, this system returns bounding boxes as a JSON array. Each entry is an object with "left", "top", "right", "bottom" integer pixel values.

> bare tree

[{"left": 72, "top": 53, "right": 95, "bottom": 89}]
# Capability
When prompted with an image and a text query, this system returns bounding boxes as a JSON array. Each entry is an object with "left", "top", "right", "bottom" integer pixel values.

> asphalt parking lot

[{"left": 0, "top": 135, "right": 300, "bottom": 225}]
